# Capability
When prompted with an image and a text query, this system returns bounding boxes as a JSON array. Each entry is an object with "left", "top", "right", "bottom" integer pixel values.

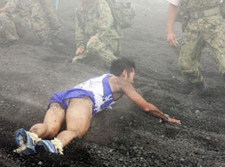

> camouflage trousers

[
  {"left": 177, "top": 15, "right": 225, "bottom": 84},
  {"left": 27, "top": 0, "right": 60, "bottom": 41},
  {"left": 82, "top": 36, "right": 120, "bottom": 63},
  {"left": 0, "top": 12, "right": 19, "bottom": 44}
]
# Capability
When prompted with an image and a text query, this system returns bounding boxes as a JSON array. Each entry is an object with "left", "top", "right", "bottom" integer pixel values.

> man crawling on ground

[{"left": 14, "top": 58, "right": 181, "bottom": 155}]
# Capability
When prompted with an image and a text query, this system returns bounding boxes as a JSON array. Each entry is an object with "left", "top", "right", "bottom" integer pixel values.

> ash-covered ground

[{"left": 0, "top": 0, "right": 225, "bottom": 167}]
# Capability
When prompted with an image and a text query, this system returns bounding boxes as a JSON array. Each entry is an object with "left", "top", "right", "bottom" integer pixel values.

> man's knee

[
  {"left": 29, "top": 125, "right": 45, "bottom": 135},
  {"left": 46, "top": 127, "right": 59, "bottom": 138}
]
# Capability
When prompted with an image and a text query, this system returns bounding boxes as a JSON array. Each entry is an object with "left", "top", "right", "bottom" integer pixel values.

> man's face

[{"left": 120, "top": 68, "right": 135, "bottom": 83}]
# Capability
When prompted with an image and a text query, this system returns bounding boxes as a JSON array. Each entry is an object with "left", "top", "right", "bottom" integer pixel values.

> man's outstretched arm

[{"left": 119, "top": 79, "right": 181, "bottom": 124}]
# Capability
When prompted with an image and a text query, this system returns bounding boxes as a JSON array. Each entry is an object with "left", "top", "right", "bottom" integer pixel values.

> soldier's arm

[
  {"left": 167, "top": 3, "right": 178, "bottom": 47},
  {"left": 95, "top": 0, "right": 114, "bottom": 37},
  {"left": 116, "top": 78, "right": 181, "bottom": 124},
  {"left": 74, "top": 9, "right": 85, "bottom": 50}
]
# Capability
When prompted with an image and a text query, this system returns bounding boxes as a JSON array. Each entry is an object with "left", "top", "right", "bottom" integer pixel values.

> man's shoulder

[
  {"left": 108, "top": 75, "right": 131, "bottom": 89},
  {"left": 108, "top": 74, "right": 119, "bottom": 84}
]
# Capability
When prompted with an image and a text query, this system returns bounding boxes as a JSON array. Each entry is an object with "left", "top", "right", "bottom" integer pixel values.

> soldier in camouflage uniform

[
  {"left": 0, "top": 0, "right": 19, "bottom": 46},
  {"left": 72, "top": 0, "right": 121, "bottom": 64},
  {"left": 26, "top": 0, "right": 61, "bottom": 44},
  {"left": 167, "top": 0, "right": 225, "bottom": 91}
]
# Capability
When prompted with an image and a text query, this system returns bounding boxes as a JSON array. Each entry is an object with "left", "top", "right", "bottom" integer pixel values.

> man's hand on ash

[
  {"left": 160, "top": 114, "right": 181, "bottom": 125},
  {"left": 167, "top": 117, "right": 181, "bottom": 125}
]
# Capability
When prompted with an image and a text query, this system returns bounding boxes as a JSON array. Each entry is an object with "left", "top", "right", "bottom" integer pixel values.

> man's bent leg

[
  {"left": 15, "top": 103, "right": 65, "bottom": 154},
  {"left": 56, "top": 97, "right": 93, "bottom": 147},
  {"left": 30, "top": 103, "right": 65, "bottom": 139}
]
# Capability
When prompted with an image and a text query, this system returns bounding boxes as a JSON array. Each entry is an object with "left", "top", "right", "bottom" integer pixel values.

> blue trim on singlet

[
  {"left": 100, "top": 74, "right": 114, "bottom": 111},
  {"left": 49, "top": 88, "right": 96, "bottom": 111}
]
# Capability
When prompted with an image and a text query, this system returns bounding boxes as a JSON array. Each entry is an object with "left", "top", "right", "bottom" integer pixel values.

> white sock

[
  {"left": 27, "top": 131, "right": 41, "bottom": 145},
  {"left": 51, "top": 138, "right": 64, "bottom": 155}
]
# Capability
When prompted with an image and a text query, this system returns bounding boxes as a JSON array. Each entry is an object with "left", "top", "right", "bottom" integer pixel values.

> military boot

[{"left": 189, "top": 80, "right": 208, "bottom": 96}]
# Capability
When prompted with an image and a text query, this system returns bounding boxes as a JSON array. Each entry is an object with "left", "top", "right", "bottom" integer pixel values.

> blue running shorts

[{"left": 49, "top": 88, "right": 96, "bottom": 111}]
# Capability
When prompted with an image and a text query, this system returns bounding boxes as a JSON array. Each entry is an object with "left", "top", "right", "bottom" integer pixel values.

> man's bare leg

[
  {"left": 56, "top": 97, "right": 93, "bottom": 147},
  {"left": 29, "top": 103, "right": 65, "bottom": 138},
  {"left": 14, "top": 103, "right": 65, "bottom": 154}
]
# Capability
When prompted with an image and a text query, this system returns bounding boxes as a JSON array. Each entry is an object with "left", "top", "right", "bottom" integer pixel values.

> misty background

[{"left": 1, "top": 0, "right": 222, "bottom": 125}]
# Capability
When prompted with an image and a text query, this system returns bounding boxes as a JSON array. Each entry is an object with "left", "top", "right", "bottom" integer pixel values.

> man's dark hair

[{"left": 110, "top": 58, "right": 135, "bottom": 76}]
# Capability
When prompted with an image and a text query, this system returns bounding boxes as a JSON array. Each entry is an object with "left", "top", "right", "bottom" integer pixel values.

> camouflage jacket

[
  {"left": 177, "top": 0, "right": 222, "bottom": 31},
  {"left": 179, "top": 0, "right": 220, "bottom": 13},
  {"left": 75, "top": 0, "right": 120, "bottom": 49},
  {"left": 0, "top": 0, "right": 18, "bottom": 13}
]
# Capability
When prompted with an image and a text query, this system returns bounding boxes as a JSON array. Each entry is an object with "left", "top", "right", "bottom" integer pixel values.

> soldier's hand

[
  {"left": 76, "top": 48, "right": 85, "bottom": 55},
  {"left": 167, "top": 117, "right": 181, "bottom": 125},
  {"left": 90, "top": 36, "right": 98, "bottom": 40},
  {"left": 167, "top": 32, "right": 178, "bottom": 47}
]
